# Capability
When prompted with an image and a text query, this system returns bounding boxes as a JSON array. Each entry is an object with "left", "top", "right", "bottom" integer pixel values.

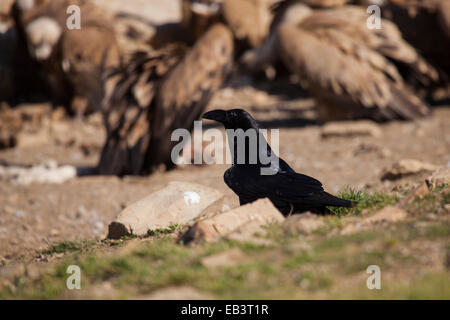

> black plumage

[{"left": 202, "top": 108, "right": 353, "bottom": 215}]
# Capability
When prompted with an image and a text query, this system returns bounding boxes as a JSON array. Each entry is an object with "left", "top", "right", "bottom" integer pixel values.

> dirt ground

[{"left": 0, "top": 80, "right": 449, "bottom": 264}]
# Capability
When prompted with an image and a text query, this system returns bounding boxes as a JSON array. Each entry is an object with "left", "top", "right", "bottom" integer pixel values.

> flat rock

[
  {"left": 363, "top": 206, "right": 408, "bottom": 224},
  {"left": 201, "top": 248, "right": 247, "bottom": 269},
  {"left": 426, "top": 167, "right": 450, "bottom": 189},
  {"left": 181, "top": 198, "right": 284, "bottom": 244},
  {"left": 107, "top": 181, "right": 224, "bottom": 239},
  {"left": 283, "top": 212, "right": 325, "bottom": 235},
  {"left": 381, "top": 159, "right": 439, "bottom": 180},
  {"left": 225, "top": 219, "right": 274, "bottom": 245},
  {"left": 321, "top": 120, "right": 382, "bottom": 138},
  {"left": 341, "top": 206, "right": 408, "bottom": 235}
]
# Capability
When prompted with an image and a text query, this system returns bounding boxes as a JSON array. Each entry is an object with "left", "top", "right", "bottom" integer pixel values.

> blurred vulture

[
  {"left": 98, "top": 24, "right": 234, "bottom": 175},
  {"left": 12, "top": 0, "right": 121, "bottom": 114},
  {"left": 379, "top": 0, "right": 450, "bottom": 99},
  {"left": 243, "top": 1, "right": 438, "bottom": 121},
  {"left": 0, "top": 0, "right": 16, "bottom": 103},
  {"left": 175, "top": 0, "right": 275, "bottom": 50},
  {"left": 221, "top": 0, "right": 275, "bottom": 47}
]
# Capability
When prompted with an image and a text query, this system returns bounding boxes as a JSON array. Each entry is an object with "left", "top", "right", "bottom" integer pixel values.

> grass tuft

[
  {"left": 328, "top": 187, "right": 398, "bottom": 216},
  {"left": 147, "top": 224, "right": 181, "bottom": 237}
]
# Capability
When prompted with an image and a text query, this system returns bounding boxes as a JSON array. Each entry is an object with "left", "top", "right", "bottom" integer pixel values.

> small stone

[
  {"left": 426, "top": 167, "right": 450, "bottom": 189},
  {"left": 283, "top": 212, "right": 325, "bottom": 235},
  {"left": 200, "top": 248, "right": 247, "bottom": 269},
  {"left": 13, "top": 210, "right": 28, "bottom": 218},
  {"left": 107, "top": 182, "right": 224, "bottom": 239},
  {"left": 321, "top": 120, "right": 382, "bottom": 138},
  {"left": 363, "top": 206, "right": 408, "bottom": 224},
  {"left": 379, "top": 148, "right": 392, "bottom": 159},
  {"left": 412, "top": 182, "right": 431, "bottom": 199},
  {"left": 181, "top": 198, "right": 284, "bottom": 244},
  {"left": 381, "top": 159, "right": 439, "bottom": 181},
  {"left": 50, "top": 229, "right": 60, "bottom": 236}
]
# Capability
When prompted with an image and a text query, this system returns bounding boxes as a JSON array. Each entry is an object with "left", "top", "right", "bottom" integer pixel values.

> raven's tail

[{"left": 322, "top": 192, "right": 356, "bottom": 208}]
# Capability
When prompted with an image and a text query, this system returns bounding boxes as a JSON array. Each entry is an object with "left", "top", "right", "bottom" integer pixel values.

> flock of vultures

[{"left": 0, "top": 0, "right": 449, "bottom": 176}]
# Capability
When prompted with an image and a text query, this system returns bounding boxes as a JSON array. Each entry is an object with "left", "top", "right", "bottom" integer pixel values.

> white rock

[
  {"left": 426, "top": 167, "right": 450, "bottom": 189},
  {"left": 382, "top": 159, "right": 439, "bottom": 180},
  {"left": 107, "top": 181, "right": 224, "bottom": 239},
  {"left": 181, "top": 198, "right": 284, "bottom": 244}
]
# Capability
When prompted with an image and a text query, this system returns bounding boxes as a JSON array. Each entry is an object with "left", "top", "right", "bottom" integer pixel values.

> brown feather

[
  {"left": 274, "top": 5, "right": 431, "bottom": 121},
  {"left": 98, "top": 24, "right": 234, "bottom": 175},
  {"left": 223, "top": 0, "right": 274, "bottom": 47}
]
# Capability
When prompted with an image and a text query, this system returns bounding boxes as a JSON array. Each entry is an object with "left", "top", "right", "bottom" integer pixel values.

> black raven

[{"left": 202, "top": 108, "right": 353, "bottom": 215}]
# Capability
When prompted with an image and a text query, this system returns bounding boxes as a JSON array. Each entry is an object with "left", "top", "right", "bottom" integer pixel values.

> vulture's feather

[
  {"left": 98, "top": 24, "right": 234, "bottom": 175},
  {"left": 222, "top": 0, "right": 275, "bottom": 47},
  {"left": 13, "top": 0, "right": 121, "bottom": 113},
  {"left": 245, "top": 2, "right": 435, "bottom": 121}
]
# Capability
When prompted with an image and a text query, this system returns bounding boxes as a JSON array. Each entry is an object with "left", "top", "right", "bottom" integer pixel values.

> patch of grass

[
  {"left": 333, "top": 272, "right": 450, "bottom": 299},
  {"left": 328, "top": 187, "right": 398, "bottom": 216},
  {"left": 424, "top": 223, "right": 450, "bottom": 239},
  {"left": 2, "top": 195, "right": 449, "bottom": 299},
  {"left": 147, "top": 224, "right": 181, "bottom": 237},
  {"left": 40, "top": 240, "right": 98, "bottom": 255}
]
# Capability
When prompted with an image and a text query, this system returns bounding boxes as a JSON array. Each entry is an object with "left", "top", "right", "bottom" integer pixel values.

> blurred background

[{"left": 0, "top": 0, "right": 448, "bottom": 267}]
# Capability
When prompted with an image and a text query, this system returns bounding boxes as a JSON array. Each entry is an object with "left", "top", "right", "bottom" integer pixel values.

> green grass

[
  {"left": 327, "top": 188, "right": 398, "bottom": 216},
  {"left": 1, "top": 186, "right": 448, "bottom": 299},
  {"left": 147, "top": 224, "right": 182, "bottom": 237},
  {"left": 40, "top": 240, "right": 99, "bottom": 255},
  {"left": 3, "top": 216, "right": 447, "bottom": 299}
]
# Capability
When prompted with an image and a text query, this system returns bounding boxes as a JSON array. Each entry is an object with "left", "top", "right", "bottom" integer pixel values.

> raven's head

[{"left": 202, "top": 109, "right": 259, "bottom": 130}]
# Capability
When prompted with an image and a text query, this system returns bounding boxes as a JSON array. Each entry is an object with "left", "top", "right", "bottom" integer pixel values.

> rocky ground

[{"left": 0, "top": 79, "right": 449, "bottom": 299}]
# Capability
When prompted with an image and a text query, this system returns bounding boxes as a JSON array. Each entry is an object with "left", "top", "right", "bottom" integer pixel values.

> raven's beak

[{"left": 202, "top": 109, "right": 227, "bottom": 123}]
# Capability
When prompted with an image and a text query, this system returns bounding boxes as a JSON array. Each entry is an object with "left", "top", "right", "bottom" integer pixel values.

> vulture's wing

[
  {"left": 222, "top": 0, "right": 274, "bottom": 47},
  {"left": 148, "top": 23, "right": 234, "bottom": 168},
  {"left": 300, "top": 6, "right": 439, "bottom": 85},
  {"left": 98, "top": 44, "right": 187, "bottom": 175},
  {"left": 438, "top": 0, "right": 450, "bottom": 38},
  {"left": 276, "top": 22, "right": 430, "bottom": 121},
  {"left": 99, "top": 24, "right": 234, "bottom": 175}
]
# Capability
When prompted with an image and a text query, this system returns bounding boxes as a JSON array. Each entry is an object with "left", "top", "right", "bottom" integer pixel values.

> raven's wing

[{"left": 224, "top": 160, "right": 325, "bottom": 206}]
